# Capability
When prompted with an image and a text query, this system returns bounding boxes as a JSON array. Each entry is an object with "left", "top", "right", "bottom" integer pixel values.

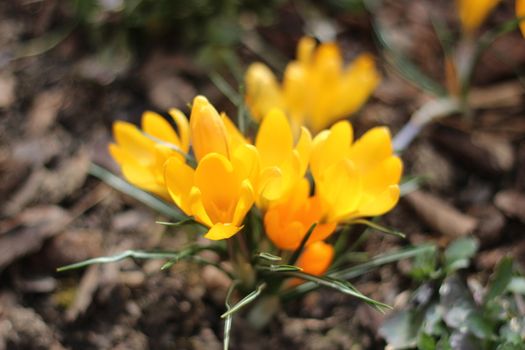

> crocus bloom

[
  {"left": 109, "top": 110, "right": 189, "bottom": 199},
  {"left": 164, "top": 154, "right": 255, "bottom": 240},
  {"left": 311, "top": 121, "right": 402, "bottom": 223},
  {"left": 457, "top": 0, "right": 501, "bottom": 34},
  {"left": 245, "top": 36, "right": 380, "bottom": 134},
  {"left": 164, "top": 96, "right": 258, "bottom": 240},
  {"left": 254, "top": 108, "right": 311, "bottom": 208},
  {"left": 518, "top": 0, "right": 525, "bottom": 37},
  {"left": 264, "top": 179, "right": 336, "bottom": 250},
  {"left": 296, "top": 241, "right": 335, "bottom": 277}
]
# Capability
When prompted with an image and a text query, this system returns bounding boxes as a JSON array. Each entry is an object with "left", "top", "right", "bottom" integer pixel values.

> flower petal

[
  {"left": 245, "top": 63, "right": 283, "bottom": 122},
  {"left": 190, "top": 96, "right": 229, "bottom": 161},
  {"left": 142, "top": 111, "right": 181, "bottom": 146},
  {"left": 232, "top": 180, "right": 255, "bottom": 227},
  {"left": 311, "top": 121, "right": 353, "bottom": 181},
  {"left": 194, "top": 153, "right": 239, "bottom": 224},
  {"left": 296, "top": 241, "right": 334, "bottom": 276},
  {"left": 164, "top": 157, "right": 195, "bottom": 214},
  {"left": 204, "top": 223, "right": 242, "bottom": 240},
  {"left": 295, "top": 127, "right": 312, "bottom": 175},
  {"left": 348, "top": 126, "right": 392, "bottom": 172},
  {"left": 255, "top": 108, "right": 294, "bottom": 168},
  {"left": 356, "top": 185, "right": 400, "bottom": 217},
  {"left": 168, "top": 108, "right": 190, "bottom": 152},
  {"left": 113, "top": 121, "right": 155, "bottom": 164},
  {"left": 317, "top": 159, "right": 362, "bottom": 222}
]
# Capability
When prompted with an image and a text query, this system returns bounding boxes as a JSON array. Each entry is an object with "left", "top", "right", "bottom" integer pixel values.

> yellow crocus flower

[
  {"left": 254, "top": 108, "right": 311, "bottom": 208},
  {"left": 264, "top": 179, "right": 336, "bottom": 250},
  {"left": 245, "top": 36, "right": 380, "bottom": 134},
  {"left": 457, "top": 0, "right": 501, "bottom": 34},
  {"left": 164, "top": 154, "right": 255, "bottom": 240},
  {"left": 164, "top": 95, "right": 259, "bottom": 240},
  {"left": 311, "top": 121, "right": 402, "bottom": 223},
  {"left": 109, "top": 109, "right": 190, "bottom": 199}
]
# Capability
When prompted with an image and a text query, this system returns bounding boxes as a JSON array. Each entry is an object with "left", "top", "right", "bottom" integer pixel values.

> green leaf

[
  {"left": 283, "top": 271, "right": 391, "bottom": 312},
  {"left": 484, "top": 256, "right": 513, "bottom": 304},
  {"left": 159, "top": 244, "right": 224, "bottom": 270},
  {"left": 466, "top": 312, "right": 494, "bottom": 340},
  {"left": 255, "top": 252, "right": 282, "bottom": 262},
  {"left": 210, "top": 71, "right": 242, "bottom": 106},
  {"left": 257, "top": 264, "right": 302, "bottom": 272},
  {"left": 220, "top": 283, "right": 266, "bottom": 319},
  {"left": 348, "top": 219, "right": 406, "bottom": 239},
  {"left": 417, "top": 332, "right": 437, "bottom": 350},
  {"left": 223, "top": 281, "right": 239, "bottom": 350},
  {"left": 89, "top": 163, "right": 185, "bottom": 220},
  {"left": 57, "top": 250, "right": 184, "bottom": 272},
  {"left": 156, "top": 218, "right": 200, "bottom": 227},
  {"left": 284, "top": 244, "right": 436, "bottom": 299},
  {"left": 288, "top": 223, "right": 317, "bottom": 266},
  {"left": 444, "top": 237, "right": 479, "bottom": 273}
]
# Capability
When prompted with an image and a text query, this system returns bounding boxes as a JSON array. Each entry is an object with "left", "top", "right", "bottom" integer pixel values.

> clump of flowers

[{"left": 61, "top": 37, "right": 403, "bottom": 348}]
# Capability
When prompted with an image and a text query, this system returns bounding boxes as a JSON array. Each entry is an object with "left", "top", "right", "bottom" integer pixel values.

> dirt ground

[{"left": 1, "top": 1, "right": 524, "bottom": 349}]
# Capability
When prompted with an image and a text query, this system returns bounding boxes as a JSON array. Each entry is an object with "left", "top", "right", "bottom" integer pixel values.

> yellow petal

[
  {"left": 142, "top": 111, "right": 181, "bottom": 146},
  {"left": 108, "top": 143, "right": 135, "bottom": 166},
  {"left": 221, "top": 112, "right": 247, "bottom": 151},
  {"left": 231, "top": 143, "right": 261, "bottom": 188},
  {"left": 232, "top": 180, "right": 255, "bottom": 227},
  {"left": 348, "top": 126, "right": 392, "bottom": 172},
  {"left": 204, "top": 223, "right": 242, "bottom": 240},
  {"left": 257, "top": 166, "right": 283, "bottom": 205},
  {"left": 295, "top": 127, "right": 312, "bottom": 175},
  {"left": 194, "top": 153, "right": 240, "bottom": 224},
  {"left": 189, "top": 187, "right": 213, "bottom": 228},
  {"left": 168, "top": 108, "right": 190, "bottom": 152},
  {"left": 113, "top": 121, "right": 155, "bottom": 164},
  {"left": 297, "top": 36, "right": 316, "bottom": 64},
  {"left": 356, "top": 185, "right": 400, "bottom": 217},
  {"left": 245, "top": 63, "right": 283, "bottom": 122},
  {"left": 311, "top": 121, "right": 353, "bottom": 181},
  {"left": 255, "top": 108, "right": 294, "bottom": 168},
  {"left": 317, "top": 159, "right": 362, "bottom": 223},
  {"left": 336, "top": 54, "right": 380, "bottom": 119},
  {"left": 121, "top": 162, "right": 168, "bottom": 198},
  {"left": 164, "top": 157, "right": 195, "bottom": 214},
  {"left": 282, "top": 61, "right": 308, "bottom": 128},
  {"left": 362, "top": 156, "right": 403, "bottom": 195},
  {"left": 190, "top": 96, "right": 229, "bottom": 161},
  {"left": 457, "top": 0, "right": 501, "bottom": 33}
]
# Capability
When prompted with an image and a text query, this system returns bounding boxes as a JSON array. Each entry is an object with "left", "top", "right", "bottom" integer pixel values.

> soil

[{"left": 0, "top": 0, "right": 524, "bottom": 349}]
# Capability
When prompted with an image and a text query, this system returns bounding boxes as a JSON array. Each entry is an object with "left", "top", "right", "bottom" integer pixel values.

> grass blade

[
  {"left": 220, "top": 283, "right": 266, "bottom": 319},
  {"left": 348, "top": 219, "right": 406, "bottom": 239},
  {"left": 89, "top": 163, "right": 185, "bottom": 220},
  {"left": 57, "top": 250, "right": 184, "bottom": 272},
  {"left": 255, "top": 252, "right": 282, "bottom": 262},
  {"left": 284, "top": 244, "right": 436, "bottom": 299},
  {"left": 288, "top": 223, "right": 317, "bottom": 266},
  {"left": 223, "top": 281, "right": 240, "bottom": 350},
  {"left": 283, "top": 271, "right": 391, "bottom": 313}
]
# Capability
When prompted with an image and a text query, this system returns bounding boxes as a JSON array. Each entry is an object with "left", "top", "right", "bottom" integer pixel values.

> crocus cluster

[{"left": 109, "top": 37, "right": 401, "bottom": 280}]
